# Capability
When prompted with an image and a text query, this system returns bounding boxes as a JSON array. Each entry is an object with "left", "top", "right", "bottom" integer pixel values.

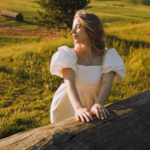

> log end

[{"left": 16, "top": 13, "right": 24, "bottom": 21}]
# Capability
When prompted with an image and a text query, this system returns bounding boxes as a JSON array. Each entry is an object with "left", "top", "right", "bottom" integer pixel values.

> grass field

[{"left": 0, "top": 0, "right": 150, "bottom": 139}]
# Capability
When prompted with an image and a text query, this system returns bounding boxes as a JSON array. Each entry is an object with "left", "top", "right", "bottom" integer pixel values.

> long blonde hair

[{"left": 74, "top": 10, "right": 106, "bottom": 54}]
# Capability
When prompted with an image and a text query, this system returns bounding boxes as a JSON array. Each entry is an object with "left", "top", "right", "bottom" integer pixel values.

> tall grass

[
  {"left": 105, "top": 21, "right": 150, "bottom": 43},
  {"left": 0, "top": 36, "right": 74, "bottom": 139}
]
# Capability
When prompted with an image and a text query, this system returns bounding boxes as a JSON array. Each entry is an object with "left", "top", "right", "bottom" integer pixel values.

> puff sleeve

[
  {"left": 50, "top": 46, "right": 77, "bottom": 78},
  {"left": 102, "top": 48, "right": 126, "bottom": 82}
]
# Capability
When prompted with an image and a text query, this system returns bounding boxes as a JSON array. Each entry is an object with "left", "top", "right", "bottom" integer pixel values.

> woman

[{"left": 50, "top": 10, "right": 126, "bottom": 123}]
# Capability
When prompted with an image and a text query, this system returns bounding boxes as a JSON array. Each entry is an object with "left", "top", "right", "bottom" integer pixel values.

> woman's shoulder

[
  {"left": 50, "top": 46, "right": 77, "bottom": 78},
  {"left": 52, "top": 45, "right": 77, "bottom": 62},
  {"left": 104, "top": 48, "right": 121, "bottom": 58},
  {"left": 102, "top": 48, "right": 126, "bottom": 82},
  {"left": 58, "top": 46, "right": 77, "bottom": 57},
  {"left": 103, "top": 47, "right": 124, "bottom": 66},
  {"left": 105, "top": 48, "right": 118, "bottom": 53}
]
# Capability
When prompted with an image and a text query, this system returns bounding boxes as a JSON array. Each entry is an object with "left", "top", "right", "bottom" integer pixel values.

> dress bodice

[{"left": 75, "top": 64, "right": 102, "bottom": 90}]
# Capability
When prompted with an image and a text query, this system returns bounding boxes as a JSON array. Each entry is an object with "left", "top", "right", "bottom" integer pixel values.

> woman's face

[{"left": 71, "top": 18, "right": 89, "bottom": 44}]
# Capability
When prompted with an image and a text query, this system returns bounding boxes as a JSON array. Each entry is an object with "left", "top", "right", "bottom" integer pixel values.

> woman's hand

[
  {"left": 75, "top": 107, "right": 94, "bottom": 122},
  {"left": 91, "top": 103, "right": 110, "bottom": 120}
]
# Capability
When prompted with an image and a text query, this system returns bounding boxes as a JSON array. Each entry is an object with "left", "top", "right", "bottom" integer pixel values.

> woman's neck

[{"left": 80, "top": 43, "right": 93, "bottom": 58}]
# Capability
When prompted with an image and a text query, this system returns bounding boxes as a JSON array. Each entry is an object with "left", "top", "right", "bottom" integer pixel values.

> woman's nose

[{"left": 71, "top": 28, "right": 76, "bottom": 34}]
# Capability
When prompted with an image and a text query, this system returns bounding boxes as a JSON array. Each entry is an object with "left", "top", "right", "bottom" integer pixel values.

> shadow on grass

[{"left": 23, "top": 20, "right": 42, "bottom": 27}]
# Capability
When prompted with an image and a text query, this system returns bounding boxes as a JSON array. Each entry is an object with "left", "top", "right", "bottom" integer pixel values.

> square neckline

[
  {"left": 76, "top": 63, "right": 102, "bottom": 67},
  {"left": 69, "top": 47, "right": 104, "bottom": 67}
]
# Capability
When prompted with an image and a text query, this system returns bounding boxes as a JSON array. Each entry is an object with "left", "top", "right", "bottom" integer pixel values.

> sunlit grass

[
  {"left": 0, "top": 36, "right": 73, "bottom": 58},
  {"left": 105, "top": 21, "right": 150, "bottom": 43},
  {"left": 0, "top": 35, "right": 74, "bottom": 139},
  {"left": 90, "top": 0, "right": 150, "bottom": 20}
]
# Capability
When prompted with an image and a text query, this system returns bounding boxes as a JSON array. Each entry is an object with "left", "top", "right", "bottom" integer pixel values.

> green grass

[
  {"left": 0, "top": 0, "right": 150, "bottom": 139},
  {"left": 0, "top": 35, "right": 74, "bottom": 139},
  {"left": 0, "top": 36, "right": 42, "bottom": 47},
  {"left": 90, "top": 0, "right": 150, "bottom": 20},
  {"left": 105, "top": 21, "right": 150, "bottom": 43}
]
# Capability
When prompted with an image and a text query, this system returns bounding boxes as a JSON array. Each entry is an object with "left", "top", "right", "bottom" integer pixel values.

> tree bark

[{"left": 0, "top": 90, "right": 150, "bottom": 150}]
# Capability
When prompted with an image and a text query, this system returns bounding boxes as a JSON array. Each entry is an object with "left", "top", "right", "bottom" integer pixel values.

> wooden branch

[
  {"left": 1, "top": 10, "right": 23, "bottom": 21},
  {"left": 0, "top": 90, "right": 150, "bottom": 150}
]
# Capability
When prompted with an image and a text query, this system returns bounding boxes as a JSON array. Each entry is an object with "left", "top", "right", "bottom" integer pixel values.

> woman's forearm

[
  {"left": 96, "top": 72, "right": 115, "bottom": 106},
  {"left": 95, "top": 82, "right": 112, "bottom": 106},
  {"left": 65, "top": 81, "right": 83, "bottom": 110}
]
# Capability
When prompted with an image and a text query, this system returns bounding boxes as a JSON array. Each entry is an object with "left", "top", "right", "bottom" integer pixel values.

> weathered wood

[
  {"left": 1, "top": 10, "right": 23, "bottom": 21},
  {"left": 0, "top": 90, "right": 150, "bottom": 150}
]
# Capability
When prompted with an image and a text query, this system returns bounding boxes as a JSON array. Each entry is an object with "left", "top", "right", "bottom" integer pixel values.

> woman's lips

[{"left": 73, "top": 35, "right": 77, "bottom": 39}]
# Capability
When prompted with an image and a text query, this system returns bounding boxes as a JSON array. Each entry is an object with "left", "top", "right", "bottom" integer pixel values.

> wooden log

[
  {"left": 0, "top": 90, "right": 150, "bottom": 150},
  {"left": 1, "top": 10, "right": 23, "bottom": 21}
]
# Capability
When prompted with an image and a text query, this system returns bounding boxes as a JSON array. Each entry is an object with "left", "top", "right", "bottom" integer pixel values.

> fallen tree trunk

[
  {"left": 0, "top": 90, "right": 150, "bottom": 150},
  {"left": 1, "top": 10, "right": 23, "bottom": 21}
]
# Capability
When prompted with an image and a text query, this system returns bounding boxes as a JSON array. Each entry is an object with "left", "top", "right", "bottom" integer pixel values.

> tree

[
  {"left": 141, "top": 0, "right": 150, "bottom": 5},
  {"left": 36, "top": 0, "right": 91, "bottom": 31}
]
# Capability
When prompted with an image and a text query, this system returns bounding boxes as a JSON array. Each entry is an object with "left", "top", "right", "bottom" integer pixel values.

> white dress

[{"left": 50, "top": 46, "right": 126, "bottom": 123}]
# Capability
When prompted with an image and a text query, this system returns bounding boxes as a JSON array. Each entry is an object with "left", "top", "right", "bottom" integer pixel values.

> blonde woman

[{"left": 50, "top": 10, "right": 126, "bottom": 123}]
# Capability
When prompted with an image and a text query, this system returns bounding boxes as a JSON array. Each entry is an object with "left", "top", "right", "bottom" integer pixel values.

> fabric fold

[
  {"left": 102, "top": 48, "right": 126, "bottom": 82},
  {"left": 50, "top": 46, "right": 77, "bottom": 78}
]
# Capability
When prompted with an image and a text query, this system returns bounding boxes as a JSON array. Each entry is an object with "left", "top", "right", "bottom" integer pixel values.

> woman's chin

[{"left": 74, "top": 39, "right": 80, "bottom": 44}]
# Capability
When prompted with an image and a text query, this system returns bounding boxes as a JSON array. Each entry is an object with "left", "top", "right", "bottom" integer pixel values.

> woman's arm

[
  {"left": 62, "top": 68, "right": 83, "bottom": 110},
  {"left": 96, "top": 71, "right": 115, "bottom": 105},
  {"left": 62, "top": 68, "right": 93, "bottom": 122},
  {"left": 91, "top": 71, "right": 115, "bottom": 119}
]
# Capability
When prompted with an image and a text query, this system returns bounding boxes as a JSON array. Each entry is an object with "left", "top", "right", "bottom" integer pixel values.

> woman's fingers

[
  {"left": 98, "top": 108, "right": 104, "bottom": 119},
  {"left": 91, "top": 105, "right": 110, "bottom": 120},
  {"left": 76, "top": 115, "right": 80, "bottom": 121},
  {"left": 90, "top": 110, "right": 95, "bottom": 116},
  {"left": 104, "top": 110, "right": 108, "bottom": 118},
  {"left": 93, "top": 107, "right": 109, "bottom": 120},
  {"left": 78, "top": 112, "right": 93, "bottom": 122},
  {"left": 79, "top": 114, "right": 85, "bottom": 122},
  {"left": 105, "top": 108, "right": 110, "bottom": 116},
  {"left": 76, "top": 108, "right": 109, "bottom": 122},
  {"left": 76, "top": 109, "right": 109, "bottom": 122},
  {"left": 101, "top": 108, "right": 107, "bottom": 119},
  {"left": 86, "top": 112, "right": 93, "bottom": 121},
  {"left": 95, "top": 108, "right": 100, "bottom": 119},
  {"left": 82, "top": 113, "right": 90, "bottom": 122}
]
